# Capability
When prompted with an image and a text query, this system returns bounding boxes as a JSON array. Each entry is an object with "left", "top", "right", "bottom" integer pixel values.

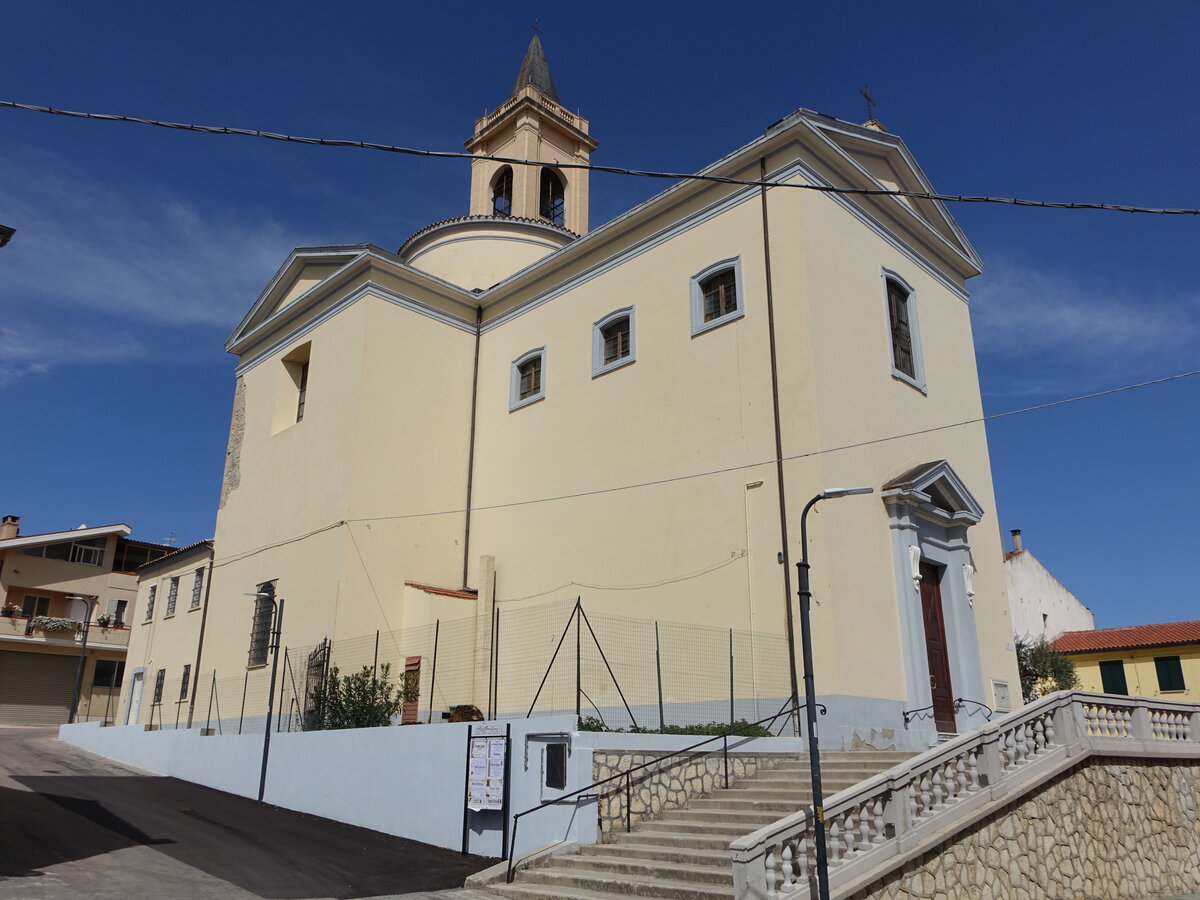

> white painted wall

[
  {"left": 59, "top": 717, "right": 815, "bottom": 858},
  {"left": 1005, "top": 549, "right": 1094, "bottom": 641}
]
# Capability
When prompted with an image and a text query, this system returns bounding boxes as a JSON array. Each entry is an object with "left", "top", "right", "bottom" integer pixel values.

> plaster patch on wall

[
  {"left": 850, "top": 728, "right": 898, "bottom": 752},
  {"left": 219, "top": 377, "right": 246, "bottom": 509}
]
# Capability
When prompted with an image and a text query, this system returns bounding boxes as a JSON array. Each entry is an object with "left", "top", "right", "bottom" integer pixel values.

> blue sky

[{"left": 2, "top": 1, "right": 1197, "bottom": 629}]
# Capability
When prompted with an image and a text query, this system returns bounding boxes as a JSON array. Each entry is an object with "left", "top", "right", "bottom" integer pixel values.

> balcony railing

[{"left": 0, "top": 615, "right": 131, "bottom": 648}]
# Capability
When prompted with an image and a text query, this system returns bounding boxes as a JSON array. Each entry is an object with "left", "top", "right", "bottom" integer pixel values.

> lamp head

[
  {"left": 820, "top": 486, "right": 873, "bottom": 499},
  {"left": 243, "top": 592, "right": 272, "bottom": 599}
]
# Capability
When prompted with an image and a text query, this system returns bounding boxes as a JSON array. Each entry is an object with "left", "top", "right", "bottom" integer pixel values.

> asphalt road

[{"left": 0, "top": 727, "right": 491, "bottom": 900}]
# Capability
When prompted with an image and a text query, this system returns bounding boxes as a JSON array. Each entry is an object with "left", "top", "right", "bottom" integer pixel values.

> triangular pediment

[
  {"left": 882, "top": 460, "right": 984, "bottom": 523},
  {"left": 227, "top": 248, "right": 365, "bottom": 349},
  {"left": 802, "top": 118, "right": 983, "bottom": 274}
]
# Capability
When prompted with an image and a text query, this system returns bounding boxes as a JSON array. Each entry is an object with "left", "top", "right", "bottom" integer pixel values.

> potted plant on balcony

[
  {"left": 96, "top": 613, "right": 114, "bottom": 628},
  {"left": 32, "top": 616, "right": 83, "bottom": 634},
  {"left": 1, "top": 602, "right": 19, "bottom": 618}
]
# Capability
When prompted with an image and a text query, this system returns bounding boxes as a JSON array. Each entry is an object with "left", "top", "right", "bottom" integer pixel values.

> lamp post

[
  {"left": 245, "top": 589, "right": 285, "bottom": 803},
  {"left": 67, "top": 595, "right": 98, "bottom": 724},
  {"left": 796, "top": 487, "right": 873, "bottom": 900}
]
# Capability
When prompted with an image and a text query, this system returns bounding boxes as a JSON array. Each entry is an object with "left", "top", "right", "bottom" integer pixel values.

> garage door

[{"left": 0, "top": 650, "right": 78, "bottom": 725}]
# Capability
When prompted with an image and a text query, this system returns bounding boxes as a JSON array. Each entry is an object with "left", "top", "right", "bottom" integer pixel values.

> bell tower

[{"left": 466, "top": 35, "right": 597, "bottom": 236}]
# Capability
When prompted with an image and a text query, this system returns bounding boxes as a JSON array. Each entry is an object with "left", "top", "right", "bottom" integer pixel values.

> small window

[
  {"left": 492, "top": 166, "right": 513, "bottom": 217},
  {"left": 179, "top": 664, "right": 191, "bottom": 701},
  {"left": 690, "top": 258, "right": 745, "bottom": 335},
  {"left": 296, "top": 362, "right": 309, "bottom": 422},
  {"left": 247, "top": 582, "right": 275, "bottom": 668},
  {"left": 191, "top": 567, "right": 205, "bottom": 609},
  {"left": 509, "top": 348, "right": 546, "bottom": 411},
  {"left": 22, "top": 595, "right": 51, "bottom": 618},
  {"left": 93, "top": 659, "right": 125, "bottom": 688},
  {"left": 540, "top": 168, "right": 565, "bottom": 226},
  {"left": 545, "top": 743, "right": 567, "bottom": 790},
  {"left": 165, "top": 577, "right": 179, "bottom": 617},
  {"left": 883, "top": 271, "right": 925, "bottom": 390},
  {"left": 106, "top": 598, "right": 128, "bottom": 626},
  {"left": 144, "top": 585, "right": 156, "bottom": 621},
  {"left": 1154, "top": 656, "right": 1186, "bottom": 692},
  {"left": 592, "top": 307, "right": 636, "bottom": 376},
  {"left": 1099, "top": 659, "right": 1128, "bottom": 695},
  {"left": 152, "top": 669, "right": 166, "bottom": 704}
]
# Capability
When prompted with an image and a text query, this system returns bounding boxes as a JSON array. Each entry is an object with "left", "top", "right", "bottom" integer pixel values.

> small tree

[
  {"left": 1015, "top": 636, "right": 1079, "bottom": 703},
  {"left": 307, "top": 662, "right": 417, "bottom": 730}
]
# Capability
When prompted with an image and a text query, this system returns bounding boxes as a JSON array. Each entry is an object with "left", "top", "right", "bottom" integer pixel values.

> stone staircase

[{"left": 489, "top": 750, "right": 913, "bottom": 899}]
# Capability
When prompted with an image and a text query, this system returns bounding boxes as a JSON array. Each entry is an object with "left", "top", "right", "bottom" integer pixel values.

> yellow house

[
  {"left": 1054, "top": 621, "right": 1200, "bottom": 702},
  {"left": 0, "top": 514, "right": 173, "bottom": 724},
  {"left": 119, "top": 37, "right": 1021, "bottom": 747}
]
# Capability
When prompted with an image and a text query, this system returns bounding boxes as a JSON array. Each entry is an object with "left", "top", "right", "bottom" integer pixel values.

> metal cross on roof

[{"left": 860, "top": 84, "right": 877, "bottom": 122}]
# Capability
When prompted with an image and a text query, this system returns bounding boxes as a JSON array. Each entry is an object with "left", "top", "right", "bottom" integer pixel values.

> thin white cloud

[
  {"left": 0, "top": 322, "right": 145, "bottom": 388},
  {"left": 0, "top": 148, "right": 312, "bottom": 330},
  {"left": 970, "top": 260, "right": 1200, "bottom": 395}
]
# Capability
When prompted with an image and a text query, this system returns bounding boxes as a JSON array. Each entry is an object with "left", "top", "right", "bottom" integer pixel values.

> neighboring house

[
  {"left": 1004, "top": 529, "right": 1094, "bottom": 641},
  {"left": 0, "top": 514, "right": 173, "bottom": 724},
  {"left": 117, "top": 37, "right": 1021, "bottom": 746},
  {"left": 1053, "top": 620, "right": 1200, "bottom": 702},
  {"left": 124, "top": 540, "right": 214, "bottom": 729}
]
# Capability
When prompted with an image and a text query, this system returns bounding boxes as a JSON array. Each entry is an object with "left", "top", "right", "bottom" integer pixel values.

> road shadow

[{"left": 5, "top": 774, "right": 490, "bottom": 898}]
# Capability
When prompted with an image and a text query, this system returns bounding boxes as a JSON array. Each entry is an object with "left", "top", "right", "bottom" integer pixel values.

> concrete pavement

[{"left": 0, "top": 727, "right": 491, "bottom": 899}]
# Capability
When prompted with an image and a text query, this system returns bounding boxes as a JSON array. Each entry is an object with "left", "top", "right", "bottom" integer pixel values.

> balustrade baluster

[
  {"left": 907, "top": 782, "right": 918, "bottom": 823},
  {"left": 797, "top": 835, "right": 809, "bottom": 878},
  {"left": 919, "top": 772, "right": 932, "bottom": 816},
  {"left": 955, "top": 755, "right": 968, "bottom": 795},
  {"left": 766, "top": 849, "right": 778, "bottom": 899},
  {"left": 780, "top": 843, "right": 794, "bottom": 894},
  {"left": 862, "top": 802, "right": 875, "bottom": 846},
  {"left": 1033, "top": 717, "right": 1046, "bottom": 753},
  {"left": 931, "top": 766, "right": 944, "bottom": 807},
  {"left": 844, "top": 810, "right": 856, "bottom": 859},
  {"left": 1043, "top": 711, "right": 1056, "bottom": 746},
  {"left": 828, "top": 818, "right": 842, "bottom": 864}
]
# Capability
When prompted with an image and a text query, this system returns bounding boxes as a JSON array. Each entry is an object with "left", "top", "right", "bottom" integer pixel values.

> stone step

[
  {"left": 488, "top": 881, "right": 653, "bottom": 900},
  {"left": 582, "top": 841, "right": 730, "bottom": 868},
  {"left": 655, "top": 808, "right": 783, "bottom": 827},
  {"left": 614, "top": 829, "right": 742, "bottom": 850},
  {"left": 515, "top": 867, "right": 731, "bottom": 899},
  {"left": 552, "top": 854, "right": 733, "bottom": 885},
  {"left": 687, "top": 796, "right": 811, "bottom": 813},
  {"left": 635, "top": 818, "right": 761, "bottom": 836}
]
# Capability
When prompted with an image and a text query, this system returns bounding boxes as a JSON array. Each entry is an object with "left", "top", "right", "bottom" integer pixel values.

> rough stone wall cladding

[
  {"left": 219, "top": 377, "right": 246, "bottom": 508},
  {"left": 592, "top": 751, "right": 790, "bottom": 840},
  {"left": 850, "top": 758, "right": 1200, "bottom": 900}
]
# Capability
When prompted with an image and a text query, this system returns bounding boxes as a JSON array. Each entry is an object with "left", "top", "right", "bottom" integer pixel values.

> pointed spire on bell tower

[
  {"left": 512, "top": 32, "right": 559, "bottom": 103},
  {"left": 465, "top": 33, "right": 597, "bottom": 236}
]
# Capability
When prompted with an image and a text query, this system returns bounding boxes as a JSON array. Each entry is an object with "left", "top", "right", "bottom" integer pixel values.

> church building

[{"left": 120, "top": 37, "right": 1020, "bottom": 748}]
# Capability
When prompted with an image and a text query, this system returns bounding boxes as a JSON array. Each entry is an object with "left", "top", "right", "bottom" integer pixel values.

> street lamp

[
  {"left": 245, "top": 589, "right": 285, "bottom": 803},
  {"left": 67, "top": 595, "right": 98, "bottom": 724},
  {"left": 796, "top": 487, "right": 873, "bottom": 900}
]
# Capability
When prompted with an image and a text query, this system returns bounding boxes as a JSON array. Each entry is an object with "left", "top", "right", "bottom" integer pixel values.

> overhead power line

[
  {"left": 5, "top": 99, "right": 1200, "bottom": 216},
  {"left": 209, "top": 367, "right": 1200, "bottom": 568}
]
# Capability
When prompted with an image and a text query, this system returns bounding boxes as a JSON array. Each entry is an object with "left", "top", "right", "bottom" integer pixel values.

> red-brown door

[{"left": 919, "top": 562, "right": 956, "bottom": 732}]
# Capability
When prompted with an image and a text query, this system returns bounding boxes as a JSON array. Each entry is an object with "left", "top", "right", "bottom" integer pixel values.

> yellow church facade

[{"left": 121, "top": 38, "right": 1020, "bottom": 748}]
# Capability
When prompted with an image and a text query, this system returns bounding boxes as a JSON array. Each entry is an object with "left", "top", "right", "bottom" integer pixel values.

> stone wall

[
  {"left": 850, "top": 757, "right": 1200, "bottom": 900},
  {"left": 592, "top": 750, "right": 790, "bottom": 840}
]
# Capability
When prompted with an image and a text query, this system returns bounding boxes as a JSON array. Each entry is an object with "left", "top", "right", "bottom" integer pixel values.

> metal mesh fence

[{"left": 149, "top": 597, "right": 795, "bottom": 736}]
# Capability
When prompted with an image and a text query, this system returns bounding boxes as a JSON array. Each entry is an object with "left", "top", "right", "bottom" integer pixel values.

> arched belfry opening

[
  {"left": 539, "top": 168, "right": 565, "bottom": 226},
  {"left": 492, "top": 166, "right": 513, "bottom": 217},
  {"left": 466, "top": 35, "right": 597, "bottom": 236}
]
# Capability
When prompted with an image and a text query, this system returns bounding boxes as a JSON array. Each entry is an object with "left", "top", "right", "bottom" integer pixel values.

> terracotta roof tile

[
  {"left": 1052, "top": 620, "right": 1200, "bottom": 654},
  {"left": 405, "top": 581, "right": 478, "bottom": 600}
]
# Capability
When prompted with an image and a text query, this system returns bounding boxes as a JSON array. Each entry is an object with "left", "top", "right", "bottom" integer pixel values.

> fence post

[
  {"left": 428, "top": 619, "right": 440, "bottom": 725},
  {"left": 372, "top": 631, "right": 380, "bottom": 681},
  {"left": 238, "top": 670, "right": 248, "bottom": 734},
  {"left": 729, "top": 628, "right": 735, "bottom": 727},
  {"left": 492, "top": 607, "right": 500, "bottom": 718},
  {"left": 575, "top": 599, "right": 582, "bottom": 727},
  {"left": 275, "top": 648, "right": 289, "bottom": 733},
  {"left": 655, "top": 622, "right": 665, "bottom": 731}
]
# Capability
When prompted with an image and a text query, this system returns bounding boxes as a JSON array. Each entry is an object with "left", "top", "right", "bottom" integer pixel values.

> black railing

[
  {"left": 505, "top": 697, "right": 824, "bottom": 883},
  {"left": 953, "top": 697, "right": 994, "bottom": 720}
]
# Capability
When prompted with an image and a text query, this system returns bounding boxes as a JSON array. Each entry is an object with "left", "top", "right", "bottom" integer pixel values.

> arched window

[
  {"left": 492, "top": 166, "right": 513, "bottom": 217},
  {"left": 540, "top": 168, "right": 565, "bottom": 226}
]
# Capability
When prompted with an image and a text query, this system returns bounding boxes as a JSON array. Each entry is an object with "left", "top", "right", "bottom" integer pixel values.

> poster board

[{"left": 466, "top": 735, "right": 507, "bottom": 811}]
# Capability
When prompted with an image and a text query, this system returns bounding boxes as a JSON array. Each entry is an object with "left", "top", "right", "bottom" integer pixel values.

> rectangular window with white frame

[
  {"left": 191, "top": 567, "right": 205, "bottom": 609},
  {"left": 882, "top": 269, "right": 926, "bottom": 392},
  {"left": 509, "top": 347, "right": 546, "bottom": 411},
  {"left": 592, "top": 307, "right": 636, "bottom": 377}
]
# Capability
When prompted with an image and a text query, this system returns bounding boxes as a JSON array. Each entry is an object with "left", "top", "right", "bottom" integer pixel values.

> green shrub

[
  {"left": 577, "top": 717, "right": 773, "bottom": 737},
  {"left": 1015, "top": 636, "right": 1080, "bottom": 703},
  {"left": 306, "top": 663, "right": 417, "bottom": 730}
]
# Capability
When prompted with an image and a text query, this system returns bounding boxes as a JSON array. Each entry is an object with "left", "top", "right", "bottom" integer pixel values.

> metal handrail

[
  {"left": 953, "top": 697, "right": 994, "bottom": 720},
  {"left": 505, "top": 697, "right": 822, "bottom": 883}
]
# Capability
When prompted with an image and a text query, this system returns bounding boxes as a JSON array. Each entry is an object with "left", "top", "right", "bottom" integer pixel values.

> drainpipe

[
  {"left": 759, "top": 157, "right": 799, "bottom": 734},
  {"left": 186, "top": 545, "right": 217, "bottom": 729},
  {"left": 461, "top": 304, "right": 484, "bottom": 589}
]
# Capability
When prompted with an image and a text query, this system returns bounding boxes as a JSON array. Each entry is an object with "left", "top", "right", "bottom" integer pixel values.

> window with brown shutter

[
  {"left": 701, "top": 270, "right": 738, "bottom": 322},
  {"left": 887, "top": 278, "right": 916, "bottom": 379},
  {"left": 518, "top": 356, "right": 541, "bottom": 399}
]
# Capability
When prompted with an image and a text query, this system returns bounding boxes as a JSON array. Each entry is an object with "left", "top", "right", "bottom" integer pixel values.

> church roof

[{"left": 512, "top": 34, "right": 558, "bottom": 102}]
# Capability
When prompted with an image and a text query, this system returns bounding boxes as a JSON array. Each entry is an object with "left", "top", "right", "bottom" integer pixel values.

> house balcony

[{"left": 0, "top": 615, "right": 131, "bottom": 649}]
